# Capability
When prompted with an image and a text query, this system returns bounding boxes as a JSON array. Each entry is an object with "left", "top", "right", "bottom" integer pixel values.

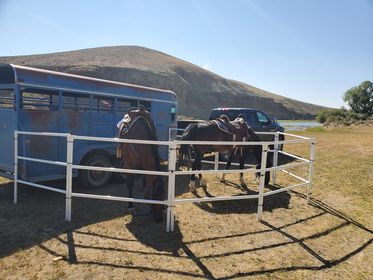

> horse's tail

[{"left": 178, "top": 123, "right": 198, "bottom": 169}]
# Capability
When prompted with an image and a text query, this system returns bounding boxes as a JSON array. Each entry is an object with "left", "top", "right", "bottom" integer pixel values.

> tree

[{"left": 343, "top": 81, "right": 373, "bottom": 116}]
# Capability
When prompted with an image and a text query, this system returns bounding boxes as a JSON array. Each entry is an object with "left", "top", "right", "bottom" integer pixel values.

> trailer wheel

[{"left": 79, "top": 154, "right": 112, "bottom": 189}]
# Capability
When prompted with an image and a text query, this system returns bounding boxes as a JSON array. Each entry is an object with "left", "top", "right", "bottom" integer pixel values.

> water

[{"left": 278, "top": 121, "right": 321, "bottom": 131}]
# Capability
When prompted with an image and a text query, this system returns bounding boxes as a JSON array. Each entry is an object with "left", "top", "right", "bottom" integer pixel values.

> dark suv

[{"left": 209, "top": 108, "right": 285, "bottom": 141}]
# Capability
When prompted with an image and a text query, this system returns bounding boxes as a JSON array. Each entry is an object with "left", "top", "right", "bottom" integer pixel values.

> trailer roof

[{"left": 0, "top": 64, "right": 177, "bottom": 102}]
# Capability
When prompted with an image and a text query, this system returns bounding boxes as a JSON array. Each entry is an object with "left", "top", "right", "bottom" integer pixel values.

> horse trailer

[{"left": 0, "top": 64, "right": 177, "bottom": 188}]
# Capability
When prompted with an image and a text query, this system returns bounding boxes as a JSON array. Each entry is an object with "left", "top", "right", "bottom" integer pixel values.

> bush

[
  {"left": 316, "top": 108, "right": 368, "bottom": 125},
  {"left": 316, "top": 81, "right": 372, "bottom": 126},
  {"left": 316, "top": 111, "right": 328, "bottom": 123}
]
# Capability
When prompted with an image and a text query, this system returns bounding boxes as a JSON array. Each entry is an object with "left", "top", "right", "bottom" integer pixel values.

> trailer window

[
  {"left": 139, "top": 100, "right": 151, "bottom": 112},
  {"left": 117, "top": 98, "right": 138, "bottom": 113},
  {"left": 0, "top": 89, "right": 14, "bottom": 109},
  {"left": 62, "top": 92, "right": 90, "bottom": 112},
  {"left": 21, "top": 88, "right": 59, "bottom": 111},
  {"left": 93, "top": 96, "right": 114, "bottom": 113}
]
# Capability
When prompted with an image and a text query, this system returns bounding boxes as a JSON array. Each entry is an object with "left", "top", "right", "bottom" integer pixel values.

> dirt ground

[{"left": 0, "top": 126, "right": 372, "bottom": 279}]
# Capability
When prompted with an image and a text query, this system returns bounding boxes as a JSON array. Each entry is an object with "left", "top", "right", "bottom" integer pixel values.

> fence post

[
  {"left": 257, "top": 144, "right": 269, "bottom": 221},
  {"left": 14, "top": 131, "right": 18, "bottom": 204},
  {"left": 307, "top": 141, "right": 316, "bottom": 203},
  {"left": 214, "top": 152, "right": 219, "bottom": 174},
  {"left": 65, "top": 135, "right": 73, "bottom": 222},
  {"left": 272, "top": 132, "right": 279, "bottom": 185},
  {"left": 166, "top": 141, "right": 177, "bottom": 232}
]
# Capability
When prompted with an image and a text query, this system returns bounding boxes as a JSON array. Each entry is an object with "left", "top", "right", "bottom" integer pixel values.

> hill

[{"left": 0, "top": 46, "right": 328, "bottom": 119}]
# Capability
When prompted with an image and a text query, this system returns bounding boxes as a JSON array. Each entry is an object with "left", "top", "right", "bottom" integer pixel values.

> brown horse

[
  {"left": 117, "top": 108, "right": 165, "bottom": 222},
  {"left": 179, "top": 115, "right": 270, "bottom": 191}
]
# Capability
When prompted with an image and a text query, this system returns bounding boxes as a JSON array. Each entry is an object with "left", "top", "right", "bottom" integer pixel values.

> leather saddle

[
  {"left": 212, "top": 115, "right": 236, "bottom": 135},
  {"left": 116, "top": 108, "right": 157, "bottom": 158}
]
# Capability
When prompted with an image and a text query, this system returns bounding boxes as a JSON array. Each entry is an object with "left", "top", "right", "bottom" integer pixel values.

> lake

[{"left": 278, "top": 121, "right": 322, "bottom": 131}]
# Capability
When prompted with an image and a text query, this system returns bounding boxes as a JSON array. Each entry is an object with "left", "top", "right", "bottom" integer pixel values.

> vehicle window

[
  {"left": 21, "top": 88, "right": 59, "bottom": 111},
  {"left": 93, "top": 96, "right": 114, "bottom": 113},
  {"left": 244, "top": 112, "right": 257, "bottom": 124},
  {"left": 226, "top": 111, "right": 239, "bottom": 120},
  {"left": 209, "top": 110, "right": 220, "bottom": 120},
  {"left": 0, "top": 89, "right": 14, "bottom": 109},
  {"left": 256, "top": 112, "right": 269, "bottom": 123},
  {"left": 62, "top": 92, "right": 90, "bottom": 112}
]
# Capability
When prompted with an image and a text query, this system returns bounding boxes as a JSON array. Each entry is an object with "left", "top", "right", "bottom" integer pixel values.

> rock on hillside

[{"left": 0, "top": 46, "right": 328, "bottom": 119}]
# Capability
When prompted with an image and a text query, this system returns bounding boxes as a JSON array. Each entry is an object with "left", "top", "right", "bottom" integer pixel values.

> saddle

[
  {"left": 116, "top": 108, "right": 157, "bottom": 158},
  {"left": 212, "top": 115, "right": 236, "bottom": 135}
]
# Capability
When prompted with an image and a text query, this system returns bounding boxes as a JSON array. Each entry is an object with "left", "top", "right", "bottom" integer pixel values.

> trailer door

[{"left": 0, "top": 88, "right": 16, "bottom": 173}]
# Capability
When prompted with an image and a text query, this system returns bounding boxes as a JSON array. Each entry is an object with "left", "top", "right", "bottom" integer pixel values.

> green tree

[{"left": 343, "top": 81, "right": 373, "bottom": 116}]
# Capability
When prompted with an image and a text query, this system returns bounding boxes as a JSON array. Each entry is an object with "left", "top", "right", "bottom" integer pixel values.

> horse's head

[{"left": 150, "top": 179, "right": 165, "bottom": 222}]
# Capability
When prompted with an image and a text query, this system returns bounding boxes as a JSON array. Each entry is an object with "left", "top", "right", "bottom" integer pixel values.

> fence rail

[{"left": 13, "top": 130, "right": 316, "bottom": 232}]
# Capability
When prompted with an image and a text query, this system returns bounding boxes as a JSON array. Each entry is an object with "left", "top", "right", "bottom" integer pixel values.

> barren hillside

[{"left": 0, "top": 46, "right": 328, "bottom": 119}]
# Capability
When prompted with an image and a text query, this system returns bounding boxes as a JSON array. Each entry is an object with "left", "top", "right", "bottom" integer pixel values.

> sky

[{"left": 0, "top": 0, "right": 372, "bottom": 108}]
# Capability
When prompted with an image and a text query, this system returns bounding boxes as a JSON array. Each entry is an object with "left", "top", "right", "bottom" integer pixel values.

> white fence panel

[{"left": 14, "top": 130, "right": 316, "bottom": 232}]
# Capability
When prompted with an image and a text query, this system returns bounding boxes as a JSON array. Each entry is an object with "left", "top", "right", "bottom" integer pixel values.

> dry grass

[{"left": 0, "top": 126, "right": 372, "bottom": 279}]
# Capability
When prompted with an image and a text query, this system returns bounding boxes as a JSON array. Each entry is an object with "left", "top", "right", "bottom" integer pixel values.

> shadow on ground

[
  {"left": 189, "top": 182, "right": 291, "bottom": 215},
  {"left": 1, "top": 176, "right": 372, "bottom": 279}
]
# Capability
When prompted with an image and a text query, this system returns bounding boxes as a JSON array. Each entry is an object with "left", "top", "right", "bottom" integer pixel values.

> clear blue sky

[{"left": 0, "top": 0, "right": 372, "bottom": 108}]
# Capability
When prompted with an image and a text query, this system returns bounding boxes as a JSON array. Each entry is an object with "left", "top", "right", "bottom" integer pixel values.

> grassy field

[{"left": 0, "top": 126, "right": 372, "bottom": 279}]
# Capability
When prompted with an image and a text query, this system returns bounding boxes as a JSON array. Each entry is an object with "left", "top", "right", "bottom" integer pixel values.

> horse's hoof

[
  {"left": 189, "top": 185, "right": 197, "bottom": 193},
  {"left": 240, "top": 178, "right": 247, "bottom": 187},
  {"left": 189, "top": 181, "right": 196, "bottom": 193},
  {"left": 219, "top": 178, "right": 225, "bottom": 183},
  {"left": 199, "top": 179, "right": 207, "bottom": 187}
]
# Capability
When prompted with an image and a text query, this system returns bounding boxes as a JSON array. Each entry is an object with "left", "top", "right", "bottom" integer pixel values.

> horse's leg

[
  {"left": 253, "top": 146, "right": 262, "bottom": 182},
  {"left": 144, "top": 174, "right": 157, "bottom": 199},
  {"left": 220, "top": 152, "right": 234, "bottom": 183},
  {"left": 199, "top": 174, "right": 206, "bottom": 187},
  {"left": 127, "top": 174, "right": 135, "bottom": 213},
  {"left": 197, "top": 152, "right": 206, "bottom": 187},
  {"left": 189, "top": 153, "right": 199, "bottom": 192},
  {"left": 239, "top": 154, "right": 247, "bottom": 188},
  {"left": 265, "top": 153, "right": 273, "bottom": 186},
  {"left": 253, "top": 146, "right": 271, "bottom": 186},
  {"left": 141, "top": 175, "right": 154, "bottom": 216}
]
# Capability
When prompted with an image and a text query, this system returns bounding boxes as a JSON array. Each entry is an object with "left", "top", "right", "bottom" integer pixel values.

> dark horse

[
  {"left": 179, "top": 115, "right": 271, "bottom": 191},
  {"left": 221, "top": 121, "right": 272, "bottom": 187},
  {"left": 116, "top": 108, "right": 165, "bottom": 222}
]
